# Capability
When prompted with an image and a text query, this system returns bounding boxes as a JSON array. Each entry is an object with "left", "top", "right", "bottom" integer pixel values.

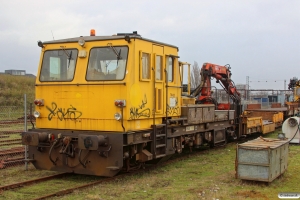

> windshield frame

[
  {"left": 85, "top": 45, "right": 129, "bottom": 81},
  {"left": 39, "top": 48, "right": 78, "bottom": 82}
]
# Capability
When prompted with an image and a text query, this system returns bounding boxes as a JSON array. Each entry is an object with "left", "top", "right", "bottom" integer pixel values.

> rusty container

[
  {"left": 236, "top": 137, "right": 289, "bottom": 182},
  {"left": 214, "top": 110, "right": 235, "bottom": 121},
  {"left": 181, "top": 104, "right": 215, "bottom": 124}
]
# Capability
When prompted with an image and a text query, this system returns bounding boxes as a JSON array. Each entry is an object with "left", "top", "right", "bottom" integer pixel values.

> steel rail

[
  {"left": 0, "top": 139, "right": 22, "bottom": 147},
  {"left": 0, "top": 120, "right": 31, "bottom": 125},
  {"left": 0, "top": 142, "right": 22, "bottom": 147},
  {"left": 0, "top": 173, "right": 70, "bottom": 192},
  {"left": 0, "top": 139, "right": 22, "bottom": 144},
  {"left": 0, "top": 130, "right": 23, "bottom": 135},
  {"left": 0, "top": 157, "right": 25, "bottom": 169},
  {"left": 0, "top": 150, "right": 24, "bottom": 158},
  {"left": 0, "top": 147, "right": 24, "bottom": 156}
]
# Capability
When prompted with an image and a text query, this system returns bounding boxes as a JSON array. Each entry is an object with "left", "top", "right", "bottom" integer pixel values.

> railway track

[
  {"left": 0, "top": 147, "right": 25, "bottom": 169},
  {"left": 0, "top": 120, "right": 35, "bottom": 125},
  {"left": 0, "top": 157, "right": 24, "bottom": 169},
  {"left": 0, "top": 173, "right": 70, "bottom": 193},
  {"left": 0, "top": 161, "right": 169, "bottom": 199},
  {"left": 0, "top": 147, "right": 24, "bottom": 156},
  {"left": 0, "top": 130, "right": 23, "bottom": 135},
  {"left": 35, "top": 145, "right": 233, "bottom": 199},
  {"left": 0, "top": 139, "right": 22, "bottom": 147},
  {"left": 0, "top": 139, "right": 22, "bottom": 144},
  {"left": 34, "top": 176, "right": 114, "bottom": 200},
  {"left": 0, "top": 142, "right": 233, "bottom": 199}
]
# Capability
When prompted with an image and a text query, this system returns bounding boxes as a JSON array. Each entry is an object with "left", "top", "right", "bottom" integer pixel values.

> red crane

[{"left": 191, "top": 62, "right": 241, "bottom": 110}]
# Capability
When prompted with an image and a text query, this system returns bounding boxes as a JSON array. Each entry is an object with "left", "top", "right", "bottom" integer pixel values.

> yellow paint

[
  {"left": 262, "top": 123, "right": 275, "bottom": 134},
  {"left": 76, "top": 93, "right": 82, "bottom": 98},
  {"left": 130, "top": 83, "right": 142, "bottom": 107},
  {"left": 135, "top": 120, "right": 140, "bottom": 129},
  {"left": 246, "top": 117, "right": 262, "bottom": 128},
  {"left": 34, "top": 34, "right": 183, "bottom": 132}
]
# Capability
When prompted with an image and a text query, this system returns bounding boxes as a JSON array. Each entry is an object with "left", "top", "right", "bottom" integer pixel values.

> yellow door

[{"left": 152, "top": 45, "right": 164, "bottom": 116}]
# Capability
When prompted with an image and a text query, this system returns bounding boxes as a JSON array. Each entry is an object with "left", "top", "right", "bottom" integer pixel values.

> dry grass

[{"left": 0, "top": 74, "right": 35, "bottom": 108}]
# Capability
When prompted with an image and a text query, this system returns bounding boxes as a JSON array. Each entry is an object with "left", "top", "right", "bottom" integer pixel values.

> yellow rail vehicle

[{"left": 22, "top": 31, "right": 237, "bottom": 176}]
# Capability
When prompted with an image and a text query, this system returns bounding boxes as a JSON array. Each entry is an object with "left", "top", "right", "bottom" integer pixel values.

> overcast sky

[{"left": 1, "top": 0, "right": 299, "bottom": 90}]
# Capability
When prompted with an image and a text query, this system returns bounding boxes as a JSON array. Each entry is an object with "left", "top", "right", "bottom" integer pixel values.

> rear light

[
  {"left": 34, "top": 99, "right": 44, "bottom": 106},
  {"left": 143, "top": 133, "right": 151, "bottom": 138},
  {"left": 48, "top": 134, "right": 55, "bottom": 141},
  {"left": 114, "top": 100, "right": 126, "bottom": 107}
]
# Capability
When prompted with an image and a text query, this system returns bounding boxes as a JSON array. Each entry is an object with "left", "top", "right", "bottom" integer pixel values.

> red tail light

[
  {"left": 114, "top": 100, "right": 126, "bottom": 107},
  {"left": 34, "top": 99, "right": 44, "bottom": 106}
]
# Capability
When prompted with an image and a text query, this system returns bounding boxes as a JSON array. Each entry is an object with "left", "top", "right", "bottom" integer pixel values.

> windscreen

[
  {"left": 86, "top": 46, "right": 128, "bottom": 81},
  {"left": 39, "top": 49, "right": 78, "bottom": 82}
]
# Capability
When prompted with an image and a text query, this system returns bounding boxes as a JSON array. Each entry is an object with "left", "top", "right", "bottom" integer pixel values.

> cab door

[{"left": 152, "top": 45, "right": 164, "bottom": 115}]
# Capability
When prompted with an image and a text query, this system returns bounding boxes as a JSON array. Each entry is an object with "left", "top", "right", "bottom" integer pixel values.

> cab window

[
  {"left": 40, "top": 49, "right": 78, "bottom": 81},
  {"left": 156, "top": 55, "right": 163, "bottom": 81},
  {"left": 166, "top": 56, "right": 174, "bottom": 82},
  {"left": 141, "top": 52, "right": 151, "bottom": 80},
  {"left": 86, "top": 46, "right": 128, "bottom": 81}
]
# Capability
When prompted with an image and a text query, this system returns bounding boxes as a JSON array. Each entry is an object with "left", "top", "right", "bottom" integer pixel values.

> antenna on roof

[{"left": 51, "top": 30, "right": 55, "bottom": 40}]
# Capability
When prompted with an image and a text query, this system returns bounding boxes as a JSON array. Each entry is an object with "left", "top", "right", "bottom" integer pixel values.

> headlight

[
  {"left": 114, "top": 113, "right": 122, "bottom": 121},
  {"left": 33, "top": 111, "right": 40, "bottom": 118},
  {"left": 78, "top": 37, "right": 85, "bottom": 47}
]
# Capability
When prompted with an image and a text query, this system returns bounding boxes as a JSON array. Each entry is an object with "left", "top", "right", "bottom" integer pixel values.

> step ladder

[{"left": 151, "top": 124, "right": 167, "bottom": 159}]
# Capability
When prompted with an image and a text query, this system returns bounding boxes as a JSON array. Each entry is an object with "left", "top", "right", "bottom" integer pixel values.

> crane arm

[{"left": 192, "top": 63, "right": 241, "bottom": 108}]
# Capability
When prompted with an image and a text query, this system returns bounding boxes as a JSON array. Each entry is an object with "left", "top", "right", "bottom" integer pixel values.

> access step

[
  {"left": 155, "top": 154, "right": 166, "bottom": 159},
  {"left": 156, "top": 134, "right": 166, "bottom": 138},
  {"left": 156, "top": 144, "right": 166, "bottom": 148}
]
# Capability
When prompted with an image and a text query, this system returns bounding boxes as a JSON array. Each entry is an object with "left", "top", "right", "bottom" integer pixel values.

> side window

[
  {"left": 155, "top": 55, "right": 163, "bottom": 81},
  {"left": 166, "top": 56, "right": 174, "bottom": 82},
  {"left": 140, "top": 52, "right": 151, "bottom": 80}
]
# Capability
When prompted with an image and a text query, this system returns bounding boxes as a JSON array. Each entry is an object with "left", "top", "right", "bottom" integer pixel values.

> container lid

[{"left": 238, "top": 136, "right": 289, "bottom": 149}]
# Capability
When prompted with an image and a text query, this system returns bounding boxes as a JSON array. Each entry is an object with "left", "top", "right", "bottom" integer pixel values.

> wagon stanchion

[{"left": 24, "top": 94, "right": 28, "bottom": 170}]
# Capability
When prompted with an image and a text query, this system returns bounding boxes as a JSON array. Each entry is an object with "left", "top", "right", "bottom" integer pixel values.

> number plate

[{"left": 186, "top": 126, "right": 194, "bottom": 131}]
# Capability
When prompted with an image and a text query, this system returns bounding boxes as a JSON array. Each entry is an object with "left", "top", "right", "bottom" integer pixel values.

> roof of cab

[{"left": 42, "top": 34, "right": 179, "bottom": 50}]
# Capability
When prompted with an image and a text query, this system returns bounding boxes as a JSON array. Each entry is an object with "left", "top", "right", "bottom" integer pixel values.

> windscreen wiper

[
  {"left": 60, "top": 46, "right": 72, "bottom": 68},
  {"left": 117, "top": 49, "right": 121, "bottom": 65},
  {"left": 60, "top": 46, "right": 71, "bottom": 58},
  {"left": 107, "top": 43, "right": 122, "bottom": 59},
  {"left": 67, "top": 51, "right": 72, "bottom": 69}
]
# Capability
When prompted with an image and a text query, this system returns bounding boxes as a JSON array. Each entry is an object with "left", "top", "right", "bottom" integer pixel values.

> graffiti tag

[
  {"left": 166, "top": 99, "right": 179, "bottom": 115},
  {"left": 129, "top": 94, "right": 150, "bottom": 120},
  {"left": 46, "top": 102, "right": 82, "bottom": 121}
]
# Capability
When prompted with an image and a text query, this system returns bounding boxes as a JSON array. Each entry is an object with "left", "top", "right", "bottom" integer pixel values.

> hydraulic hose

[
  {"left": 78, "top": 149, "right": 90, "bottom": 168},
  {"left": 48, "top": 139, "right": 60, "bottom": 165}
]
